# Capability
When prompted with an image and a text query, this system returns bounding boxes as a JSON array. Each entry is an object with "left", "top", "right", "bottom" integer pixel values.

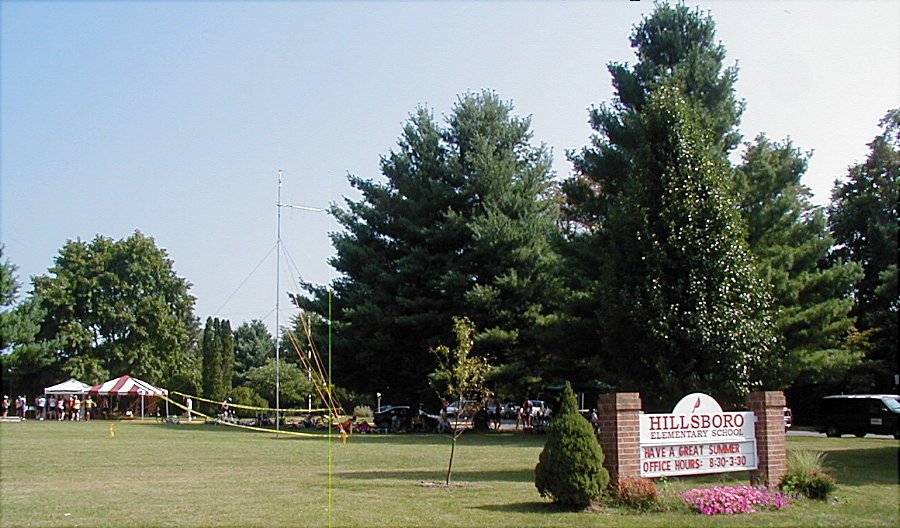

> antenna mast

[
  {"left": 274, "top": 170, "right": 323, "bottom": 435},
  {"left": 275, "top": 170, "right": 283, "bottom": 434}
]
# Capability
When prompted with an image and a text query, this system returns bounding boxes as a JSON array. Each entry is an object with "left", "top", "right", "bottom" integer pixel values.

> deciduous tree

[
  {"left": 429, "top": 316, "right": 491, "bottom": 485},
  {"left": 595, "top": 85, "right": 775, "bottom": 406},
  {"left": 27, "top": 231, "right": 198, "bottom": 388},
  {"left": 232, "top": 319, "right": 274, "bottom": 385}
]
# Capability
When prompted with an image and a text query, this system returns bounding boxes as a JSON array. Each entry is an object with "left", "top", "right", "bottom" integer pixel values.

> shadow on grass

[
  {"left": 351, "top": 431, "right": 546, "bottom": 447},
  {"left": 827, "top": 446, "right": 899, "bottom": 486},
  {"left": 336, "top": 468, "right": 535, "bottom": 483},
  {"left": 152, "top": 421, "right": 551, "bottom": 449},
  {"left": 475, "top": 501, "right": 567, "bottom": 514},
  {"left": 155, "top": 423, "right": 542, "bottom": 444}
]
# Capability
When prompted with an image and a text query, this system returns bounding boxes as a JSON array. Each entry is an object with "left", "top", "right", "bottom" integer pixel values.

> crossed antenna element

[{"left": 286, "top": 305, "right": 344, "bottom": 431}]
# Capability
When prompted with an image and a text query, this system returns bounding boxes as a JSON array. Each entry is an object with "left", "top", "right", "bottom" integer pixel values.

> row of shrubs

[
  {"left": 534, "top": 383, "right": 837, "bottom": 514},
  {"left": 559, "top": 451, "right": 835, "bottom": 514}
]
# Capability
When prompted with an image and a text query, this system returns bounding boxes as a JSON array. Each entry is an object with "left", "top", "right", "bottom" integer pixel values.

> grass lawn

[{"left": 1, "top": 420, "right": 897, "bottom": 527}]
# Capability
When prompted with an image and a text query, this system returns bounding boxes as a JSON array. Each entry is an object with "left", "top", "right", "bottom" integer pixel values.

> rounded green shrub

[{"left": 534, "top": 382, "right": 610, "bottom": 507}]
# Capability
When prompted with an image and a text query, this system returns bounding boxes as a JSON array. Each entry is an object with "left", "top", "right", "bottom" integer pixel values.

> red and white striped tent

[{"left": 89, "top": 375, "right": 168, "bottom": 419}]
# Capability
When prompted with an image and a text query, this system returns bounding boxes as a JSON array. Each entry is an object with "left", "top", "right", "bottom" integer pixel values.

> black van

[{"left": 819, "top": 394, "right": 900, "bottom": 438}]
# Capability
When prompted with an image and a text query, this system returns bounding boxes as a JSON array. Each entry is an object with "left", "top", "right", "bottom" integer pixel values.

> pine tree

[
  {"left": 535, "top": 381, "right": 608, "bottom": 507},
  {"left": 829, "top": 109, "right": 899, "bottom": 390},
  {"left": 735, "top": 135, "right": 863, "bottom": 386},
  {"left": 300, "top": 91, "right": 564, "bottom": 403},
  {"left": 449, "top": 94, "right": 564, "bottom": 396}
]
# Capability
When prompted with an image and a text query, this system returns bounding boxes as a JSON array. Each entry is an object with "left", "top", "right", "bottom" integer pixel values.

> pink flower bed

[{"left": 681, "top": 486, "right": 792, "bottom": 515}]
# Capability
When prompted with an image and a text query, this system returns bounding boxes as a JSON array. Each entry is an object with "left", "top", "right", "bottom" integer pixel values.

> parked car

[
  {"left": 373, "top": 405, "right": 410, "bottom": 431},
  {"left": 373, "top": 405, "right": 439, "bottom": 433},
  {"left": 526, "top": 400, "right": 551, "bottom": 419},
  {"left": 818, "top": 394, "right": 900, "bottom": 438},
  {"left": 445, "top": 400, "right": 479, "bottom": 418},
  {"left": 500, "top": 402, "right": 519, "bottom": 419}
]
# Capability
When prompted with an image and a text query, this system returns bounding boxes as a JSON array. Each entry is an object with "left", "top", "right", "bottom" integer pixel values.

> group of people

[
  {"left": 1, "top": 395, "right": 26, "bottom": 419},
  {"left": 1, "top": 394, "right": 105, "bottom": 421}
]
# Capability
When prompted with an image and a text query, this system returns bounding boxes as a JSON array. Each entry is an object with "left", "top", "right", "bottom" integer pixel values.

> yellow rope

[
  {"left": 169, "top": 390, "right": 330, "bottom": 413},
  {"left": 158, "top": 392, "right": 334, "bottom": 439}
]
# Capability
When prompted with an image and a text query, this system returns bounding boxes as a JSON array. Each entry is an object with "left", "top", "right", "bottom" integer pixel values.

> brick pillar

[
  {"left": 597, "top": 392, "right": 642, "bottom": 487},
  {"left": 747, "top": 391, "right": 787, "bottom": 487}
]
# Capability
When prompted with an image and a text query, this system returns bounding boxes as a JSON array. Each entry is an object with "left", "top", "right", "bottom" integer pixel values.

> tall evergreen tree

[
  {"left": 448, "top": 94, "right": 565, "bottom": 396},
  {"left": 597, "top": 85, "right": 774, "bottom": 406},
  {"left": 562, "top": 3, "right": 749, "bottom": 394},
  {"left": 829, "top": 109, "right": 899, "bottom": 390},
  {"left": 304, "top": 105, "right": 466, "bottom": 404},
  {"left": 300, "top": 91, "right": 563, "bottom": 403},
  {"left": 218, "top": 318, "right": 234, "bottom": 397},
  {"left": 201, "top": 317, "right": 223, "bottom": 400},
  {"left": 201, "top": 317, "right": 233, "bottom": 401},
  {"left": 565, "top": 2, "right": 743, "bottom": 233},
  {"left": 734, "top": 135, "right": 863, "bottom": 386}
]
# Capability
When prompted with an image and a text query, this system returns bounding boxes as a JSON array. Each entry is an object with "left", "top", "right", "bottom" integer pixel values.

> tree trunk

[{"left": 445, "top": 435, "right": 457, "bottom": 485}]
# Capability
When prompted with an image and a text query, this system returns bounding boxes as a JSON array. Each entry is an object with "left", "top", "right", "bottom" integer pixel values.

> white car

[
  {"left": 525, "top": 400, "right": 551, "bottom": 419},
  {"left": 445, "top": 400, "right": 479, "bottom": 418}
]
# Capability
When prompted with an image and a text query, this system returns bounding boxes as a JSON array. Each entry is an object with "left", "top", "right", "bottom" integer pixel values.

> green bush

[
  {"left": 780, "top": 450, "right": 837, "bottom": 500},
  {"left": 353, "top": 405, "right": 373, "bottom": 418},
  {"left": 534, "top": 382, "right": 610, "bottom": 507},
  {"left": 229, "top": 386, "right": 269, "bottom": 418}
]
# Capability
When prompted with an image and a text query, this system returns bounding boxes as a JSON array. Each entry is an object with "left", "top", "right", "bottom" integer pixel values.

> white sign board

[{"left": 639, "top": 393, "right": 757, "bottom": 478}]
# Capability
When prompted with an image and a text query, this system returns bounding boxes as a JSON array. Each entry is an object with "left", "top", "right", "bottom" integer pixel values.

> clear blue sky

[{"left": 2, "top": 1, "right": 898, "bottom": 337}]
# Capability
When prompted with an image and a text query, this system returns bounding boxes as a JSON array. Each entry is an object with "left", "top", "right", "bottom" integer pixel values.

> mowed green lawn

[{"left": 1, "top": 420, "right": 897, "bottom": 528}]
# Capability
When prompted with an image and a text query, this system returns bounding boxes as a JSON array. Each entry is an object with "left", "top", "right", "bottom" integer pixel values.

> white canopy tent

[{"left": 44, "top": 378, "right": 91, "bottom": 395}]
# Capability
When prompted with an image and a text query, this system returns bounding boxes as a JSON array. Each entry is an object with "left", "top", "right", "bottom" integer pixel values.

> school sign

[{"left": 639, "top": 393, "right": 756, "bottom": 478}]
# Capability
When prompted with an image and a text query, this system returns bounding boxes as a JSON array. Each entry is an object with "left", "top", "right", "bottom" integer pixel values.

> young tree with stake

[{"left": 429, "top": 316, "right": 491, "bottom": 485}]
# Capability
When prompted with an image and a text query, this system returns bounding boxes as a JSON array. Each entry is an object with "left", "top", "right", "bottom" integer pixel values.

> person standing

[
  {"left": 16, "top": 395, "right": 26, "bottom": 419},
  {"left": 185, "top": 396, "right": 193, "bottom": 421},
  {"left": 84, "top": 395, "right": 95, "bottom": 421},
  {"left": 36, "top": 395, "right": 46, "bottom": 420},
  {"left": 522, "top": 399, "right": 533, "bottom": 428},
  {"left": 57, "top": 397, "right": 66, "bottom": 421},
  {"left": 47, "top": 395, "right": 57, "bottom": 420},
  {"left": 1, "top": 395, "right": 9, "bottom": 418}
]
